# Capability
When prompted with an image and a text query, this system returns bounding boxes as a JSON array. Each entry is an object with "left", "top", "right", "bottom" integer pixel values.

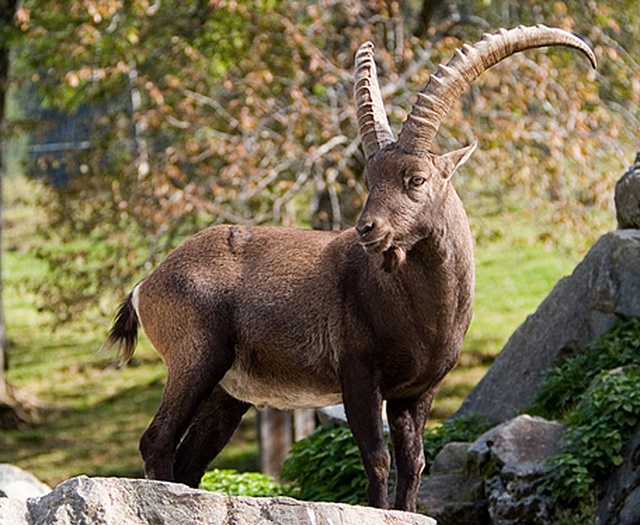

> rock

[
  {"left": 467, "top": 416, "right": 564, "bottom": 474},
  {"left": 485, "top": 476, "right": 552, "bottom": 525},
  {"left": 420, "top": 442, "right": 487, "bottom": 524},
  {"left": 496, "top": 415, "right": 563, "bottom": 521},
  {"left": 475, "top": 415, "right": 565, "bottom": 479},
  {"left": 430, "top": 442, "right": 470, "bottom": 475},
  {"left": 418, "top": 471, "right": 488, "bottom": 525},
  {"left": 476, "top": 415, "right": 565, "bottom": 525},
  {"left": 317, "top": 404, "right": 348, "bottom": 427},
  {"left": 0, "top": 464, "right": 51, "bottom": 500},
  {"left": 419, "top": 415, "right": 565, "bottom": 525},
  {"left": 0, "top": 497, "right": 27, "bottom": 523},
  {"left": 0, "top": 476, "right": 437, "bottom": 525},
  {"left": 615, "top": 152, "right": 640, "bottom": 229},
  {"left": 456, "top": 230, "right": 640, "bottom": 422}
]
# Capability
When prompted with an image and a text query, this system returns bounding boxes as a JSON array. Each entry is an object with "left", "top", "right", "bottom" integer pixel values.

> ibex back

[{"left": 105, "top": 25, "right": 595, "bottom": 511}]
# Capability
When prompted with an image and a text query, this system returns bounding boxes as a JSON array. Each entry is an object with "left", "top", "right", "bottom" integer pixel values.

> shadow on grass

[
  {"left": 0, "top": 378, "right": 163, "bottom": 485},
  {"left": 0, "top": 372, "right": 259, "bottom": 486}
]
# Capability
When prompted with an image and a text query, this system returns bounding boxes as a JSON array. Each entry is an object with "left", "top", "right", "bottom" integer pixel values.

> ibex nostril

[{"left": 356, "top": 221, "right": 376, "bottom": 237}]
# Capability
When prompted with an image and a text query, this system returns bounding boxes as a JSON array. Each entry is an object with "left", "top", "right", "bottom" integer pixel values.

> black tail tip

[{"left": 103, "top": 293, "right": 139, "bottom": 365}]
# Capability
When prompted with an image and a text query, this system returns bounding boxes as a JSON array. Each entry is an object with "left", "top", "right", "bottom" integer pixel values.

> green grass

[
  {"left": 432, "top": 214, "right": 581, "bottom": 419},
  {"left": 0, "top": 174, "right": 594, "bottom": 485}
]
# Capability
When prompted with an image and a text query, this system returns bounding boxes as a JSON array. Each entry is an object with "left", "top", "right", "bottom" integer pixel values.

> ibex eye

[{"left": 409, "top": 175, "right": 426, "bottom": 187}]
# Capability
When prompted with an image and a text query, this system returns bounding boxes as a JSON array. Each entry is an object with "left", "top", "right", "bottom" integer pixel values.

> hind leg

[
  {"left": 139, "top": 336, "right": 235, "bottom": 481},
  {"left": 173, "top": 385, "right": 251, "bottom": 488}
]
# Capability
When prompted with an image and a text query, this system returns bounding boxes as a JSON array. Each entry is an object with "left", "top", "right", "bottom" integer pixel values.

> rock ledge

[{"left": 0, "top": 476, "right": 436, "bottom": 525}]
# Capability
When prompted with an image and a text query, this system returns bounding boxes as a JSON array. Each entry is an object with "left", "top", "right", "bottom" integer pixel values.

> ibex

[{"left": 105, "top": 25, "right": 595, "bottom": 511}]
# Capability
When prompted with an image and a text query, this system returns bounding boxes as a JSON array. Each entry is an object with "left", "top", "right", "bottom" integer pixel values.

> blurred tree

[
  {"left": 10, "top": 0, "right": 640, "bottom": 326},
  {"left": 414, "top": 0, "right": 451, "bottom": 36},
  {"left": 0, "top": 0, "right": 21, "bottom": 426}
]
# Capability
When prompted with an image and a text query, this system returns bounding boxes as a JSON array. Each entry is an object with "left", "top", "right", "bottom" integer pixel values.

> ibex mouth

[{"left": 359, "top": 231, "right": 393, "bottom": 254}]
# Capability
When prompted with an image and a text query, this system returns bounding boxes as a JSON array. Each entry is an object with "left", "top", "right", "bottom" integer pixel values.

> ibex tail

[{"left": 103, "top": 291, "right": 139, "bottom": 365}]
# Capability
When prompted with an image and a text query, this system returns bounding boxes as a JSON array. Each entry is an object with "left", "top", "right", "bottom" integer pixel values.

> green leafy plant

[
  {"left": 529, "top": 317, "right": 640, "bottom": 419},
  {"left": 199, "top": 469, "right": 287, "bottom": 497},
  {"left": 521, "top": 317, "right": 640, "bottom": 522},
  {"left": 539, "top": 366, "right": 640, "bottom": 523},
  {"left": 280, "top": 415, "right": 494, "bottom": 505},
  {"left": 280, "top": 424, "right": 367, "bottom": 505}
]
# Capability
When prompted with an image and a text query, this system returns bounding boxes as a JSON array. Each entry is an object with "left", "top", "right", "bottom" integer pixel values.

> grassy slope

[
  {"left": 432, "top": 214, "right": 581, "bottom": 419},
  {"left": 0, "top": 175, "right": 601, "bottom": 485}
]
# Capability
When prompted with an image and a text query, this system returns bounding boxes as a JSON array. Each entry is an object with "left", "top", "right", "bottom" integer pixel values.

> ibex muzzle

[{"left": 104, "top": 25, "right": 595, "bottom": 511}]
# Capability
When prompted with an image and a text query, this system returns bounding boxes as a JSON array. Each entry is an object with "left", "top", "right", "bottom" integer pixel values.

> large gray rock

[
  {"left": 0, "top": 464, "right": 51, "bottom": 500},
  {"left": 0, "top": 476, "right": 437, "bottom": 525},
  {"left": 456, "top": 230, "right": 640, "bottom": 422}
]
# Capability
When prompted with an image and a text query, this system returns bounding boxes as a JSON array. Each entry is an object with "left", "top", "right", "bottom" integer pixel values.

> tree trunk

[
  {"left": 0, "top": 0, "right": 21, "bottom": 427},
  {"left": 293, "top": 409, "right": 316, "bottom": 442},
  {"left": 414, "top": 0, "right": 451, "bottom": 36},
  {"left": 259, "top": 408, "right": 293, "bottom": 478}
]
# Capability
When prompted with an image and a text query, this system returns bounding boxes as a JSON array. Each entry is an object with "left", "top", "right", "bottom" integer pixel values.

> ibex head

[{"left": 354, "top": 25, "right": 596, "bottom": 272}]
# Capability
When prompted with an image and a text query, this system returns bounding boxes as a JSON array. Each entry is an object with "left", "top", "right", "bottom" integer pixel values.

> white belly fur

[{"left": 219, "top": 368, "right": 343, "bottom": 410}]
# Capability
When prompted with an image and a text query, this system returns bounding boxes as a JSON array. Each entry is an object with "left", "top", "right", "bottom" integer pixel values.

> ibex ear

[{"left": 436, "top": 141, "right": 478, "bottom": 181}]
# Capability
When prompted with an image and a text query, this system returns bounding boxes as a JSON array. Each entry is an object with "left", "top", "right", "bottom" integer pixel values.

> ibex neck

[{"left": 412, "top": 188, "right": 473, "bottom": 267}]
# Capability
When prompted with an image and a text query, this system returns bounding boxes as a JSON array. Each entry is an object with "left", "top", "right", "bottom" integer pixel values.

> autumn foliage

[{"left": 10, "top": 0, "right": 640, "bottom": 323}]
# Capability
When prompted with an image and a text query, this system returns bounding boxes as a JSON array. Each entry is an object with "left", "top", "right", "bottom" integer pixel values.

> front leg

[
  {"left": 386, "top": 391, "right": 435, "bottom": 512},
  {"left": 340, "top": 360, "right": 390, "bottom": 508}
]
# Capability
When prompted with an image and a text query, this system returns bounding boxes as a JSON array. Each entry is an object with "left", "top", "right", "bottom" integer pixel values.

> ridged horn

[
  {"left": 396, "top": 24, "right": 597, "bottom": 156},
  {"left": 354, "top": 41, "right": 395, "bottom": 159}
]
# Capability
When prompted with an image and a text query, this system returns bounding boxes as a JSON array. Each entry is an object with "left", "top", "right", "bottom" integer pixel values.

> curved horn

[
  {"left": 354, "top": 41, "right": 395, "bottom": 159},
  {"left": 396, "top": 24, "right": 597, "bottom": 156}
]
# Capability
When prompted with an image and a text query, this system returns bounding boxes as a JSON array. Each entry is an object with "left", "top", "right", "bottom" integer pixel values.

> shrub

[
  {"left": 280, "top": 414, "right": 494, "bottom": 505},
  {"left": 524, "top": 317, "right": 640, "bottom": 523},
  {"left": 280, "top": 424, "right": 367, "bottom": 505},
  {"left": 199, "top": 469, "right": 287, "bottom": 497},
  {"left": 529, "top": 317, "right": 640, "bottom": 419},
  {"left": 540, "top": 366, "right": 640, "bottom": 523}
]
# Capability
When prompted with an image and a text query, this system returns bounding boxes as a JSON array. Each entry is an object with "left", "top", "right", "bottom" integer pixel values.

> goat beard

[{"left": 382, "top": 246, "right": 407, "bottom": 272}]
